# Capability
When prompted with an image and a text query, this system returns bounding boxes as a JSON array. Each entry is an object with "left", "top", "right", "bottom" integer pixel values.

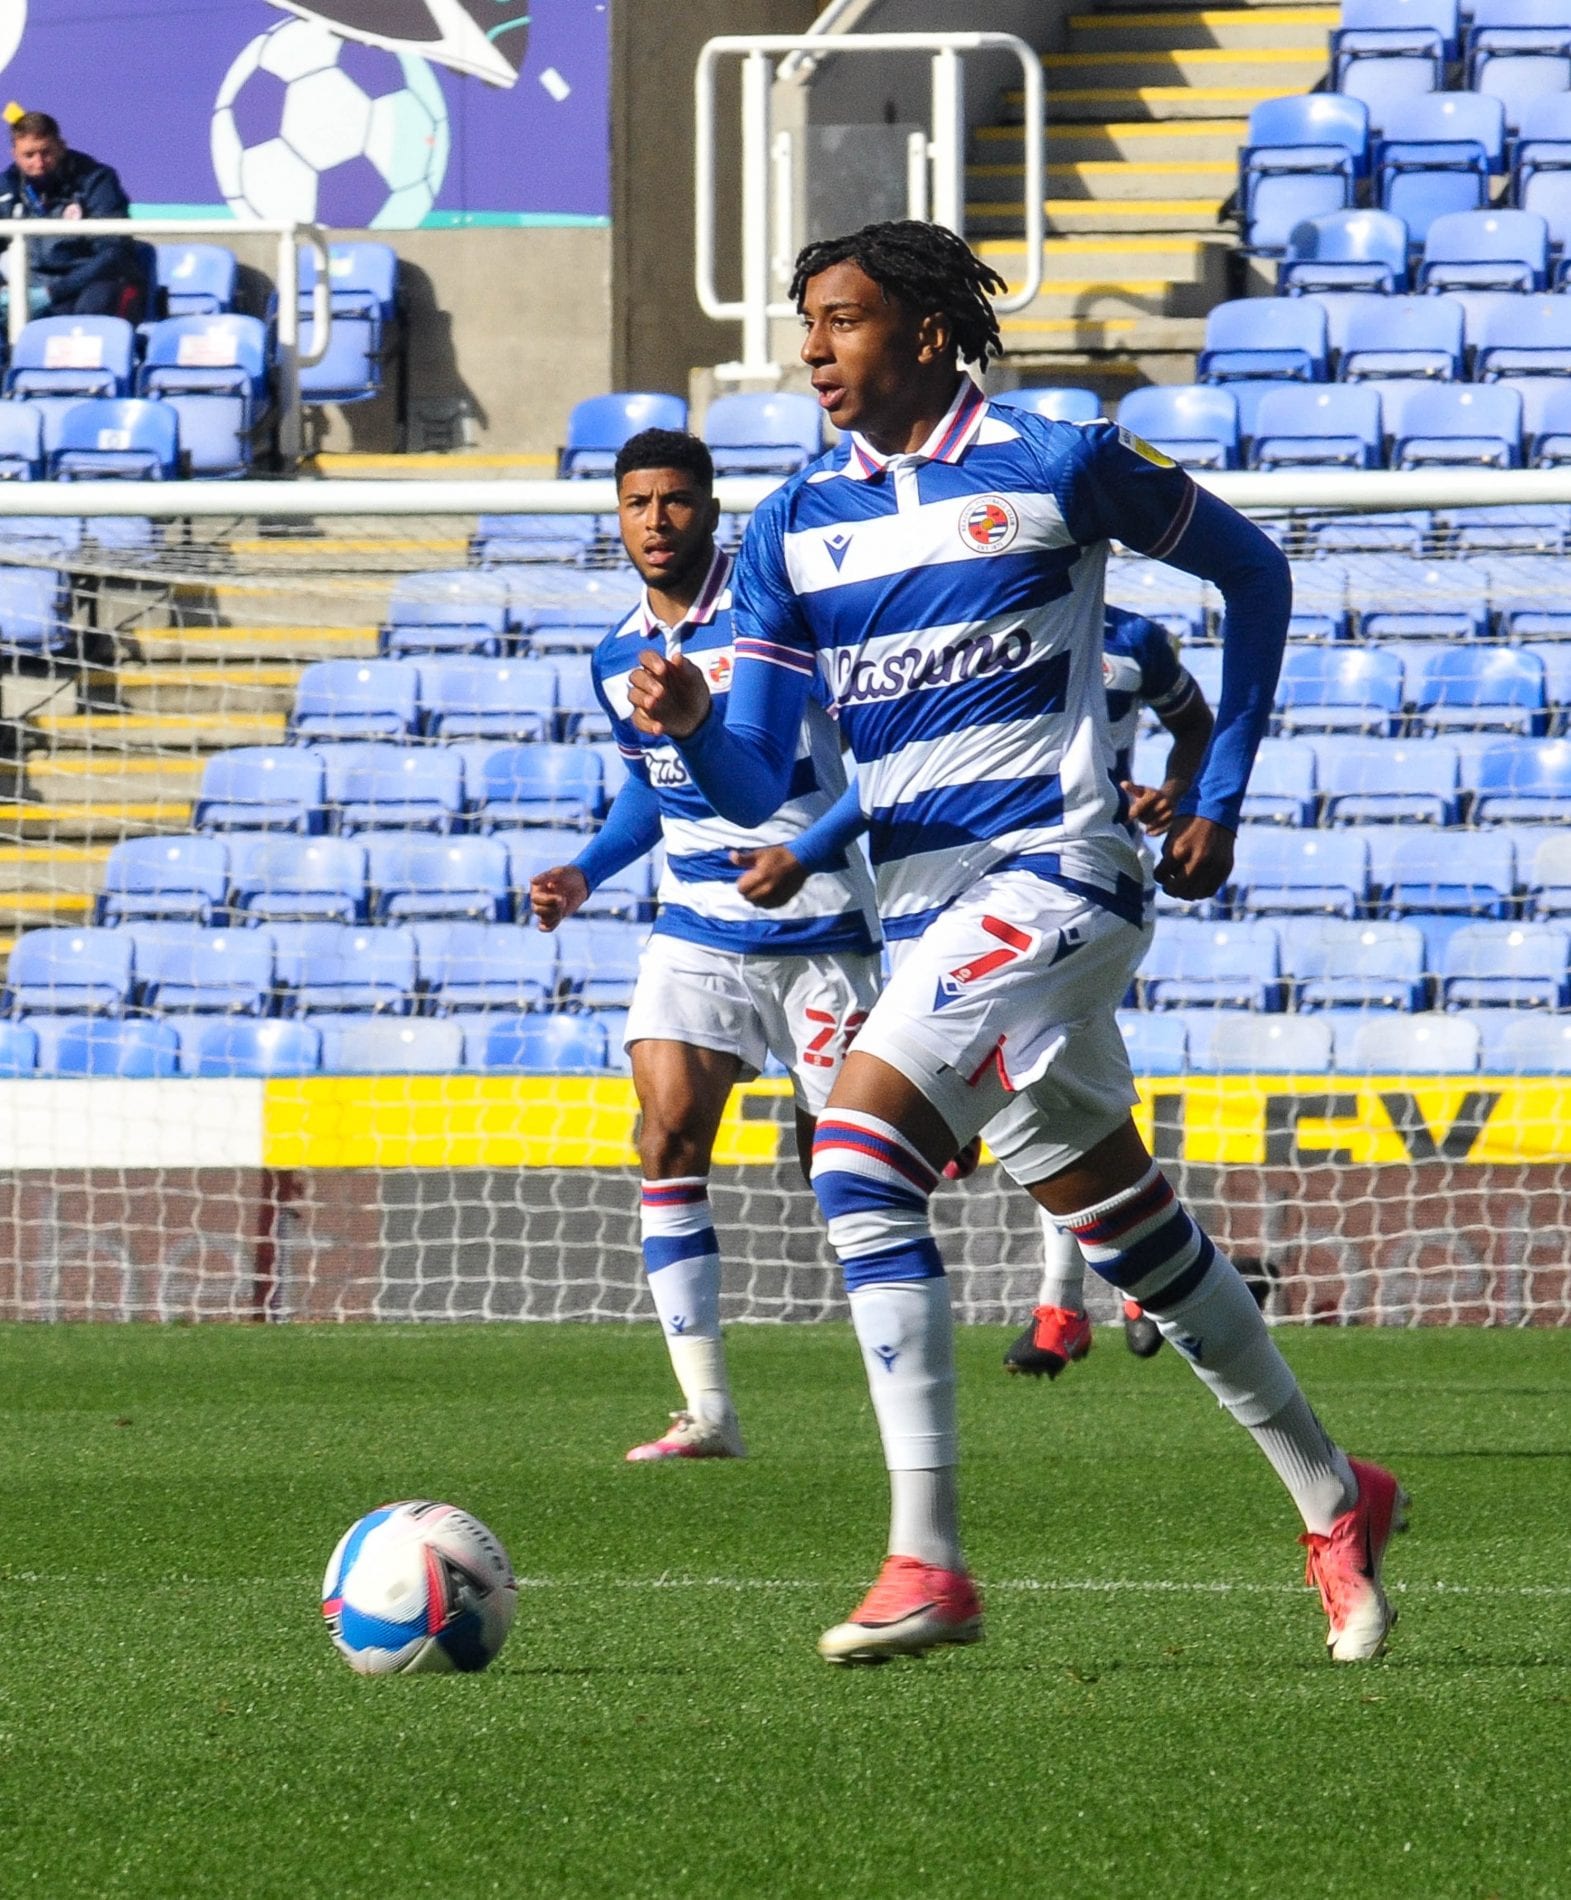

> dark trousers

[{"left": 47, "top": 276, "right": 141, "bottom": 319}]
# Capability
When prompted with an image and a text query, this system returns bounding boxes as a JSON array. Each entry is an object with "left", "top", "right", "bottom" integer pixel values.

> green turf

[{"left": 2, "top": 1323, "right": 1569, "bottom": 1899}]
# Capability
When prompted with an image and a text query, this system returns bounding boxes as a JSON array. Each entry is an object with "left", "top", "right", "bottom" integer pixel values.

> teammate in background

[
  {"left": 529, "top": 429, "right": 881, "bottom": 1464},
  {"left": 629, "top": 221, "right": 1407, "bottom": 1666},
  {"left": 1004, "top": 603, "right": 1213, "bottom": 1378},
  {"left": 0, "top": 113, "right": 140, "bottom": 318}
]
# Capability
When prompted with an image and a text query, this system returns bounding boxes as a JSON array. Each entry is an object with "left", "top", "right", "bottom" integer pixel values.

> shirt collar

[
  {"left": 841, "top": 375, "right": 988, "bottom": 482},
  {"left": 638, "top": 543, "right": 731, "bottom": 644}
]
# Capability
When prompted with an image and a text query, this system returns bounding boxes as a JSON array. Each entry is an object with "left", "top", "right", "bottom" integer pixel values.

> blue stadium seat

[
  {"left": 6, "top": 927, "right": 133, "bottom": 1015},
  {"left": 1280, "top": 209, "right": 1408, "bottom": 290},
  {"left": 366, "top": 836, "right": 512, "bottom": 923},
  {"left": 0, "top": 567, "right": 68, "bottom": 655},
  {"left": 561, "top": 392, "right": 687, "bottom": 477},
  {"left": 1420, "top": 208, "right": 1550, "bottom": 289},
  {"left": 1336, "top": 0, "right": 1458, "bottom": 62},
  {"left": 469, "top": 1011, "right": 609, "bottom": 1073},
  {"left": 290, "top": 661, "right": 420, "bottom": 741},
  {"left": 269, "top": 923, "right": 418, "bottom": 1014},
  {"left": 1476, "top": 52, "right": 1571, "bottom": 137},
  {"left": 1442, "top": 921, "right": 1570, "bottom": 1007},
  {"left": 98, "top": 835, "right": 230, "bottom": 925},
  {"left": 1115, "top": 385, "right": 1239, "bottom": 470},
  {"left": 319, "top": 742, "right": 465, "bottom": 833},
  {"left": 1375, "top": 94, "right": 1505, "bottom": 244},
  {"left": 0, "top": 1020, "right": 36, "bottom": 1075},
  {"left": 1467, "top": 0, "right": 1571, "bottom": 57},
  {"left": 990, "top": 387, "right": 1101, "bottom": 422},
  {"left": 301, "top": 242, "right": 399, "bottom": 328},
  {"left": 1347, "top": 554, "right": 1491, "bottom": 639},
  {"left": 419, "top": 658, "right": 559, "bottom": 742},
  {"left": 1522, "top": 639, "right": 1571, "bottom": 722},
  {"left": 1285, "top": 556, "right": 1352, "bottom": 640},
  {"left": 178, "top": 1016, "right": 321, "bottom": 1077},
  {"left": 5, "top": 317, "right": 134, "bottom": 398},
  {"left": 195, "top": 745, "right": 325, "bottom": 834},
  {"left": 1114, "top": 1009, "right": 1189, "bottom": 1075},
  {"left": 506, "top": 826, "right": 599, "bottom": 917},
  {"left": 132, "top": 925, "right": 274, "bottom": 1015},
  {"left": 0, "top": 402, "right": 43, "bottom": 480},
  {"left": 1198, "top": 298, "right": 1328, "bottom": 383},
  {"left": 503, "top": 564, "right": 639, "bottom": 625},
  {"left": 704, "top": 391, "right": 823, "bottom": 475},
  {"left": 1140, "top": 919, "right": 1284, "bottom": 1010},
  {"left": 1239, "top": 95, "right": 1368, "bottom": 252},
  {"left": 466, "top": 743, "right": 604, "bottom": 829},
  {"left": 1408, "top": 644, "right": 1548, "bottom": 733},
  {"left": 51, "top": 399, "right": 180, "bottom": 481},
  {"left": 1477, "top": 551, "right": 1571, "bottom": 633},
  {"left": 294, "top": 244, "right": 401, "bottom": 406},
  {"left": 1439, "top": 498, "right": 1570, "bottom": 551},
  {"left": 555, "top": 918, "right": 645, "bottom": 1007},
  {"left": 1521, "top": 831, "right": 1571, "bottom": 911},
  {"left": 1339, "top": 296, "right": 1464, "bottom": 382},
  {"left": 575, "top": 857, "right": 658, "bottom": 922},
  {"left": 1387, "top": 383, "right": 1523, "bottom": 468},
  {"left": 229, "top": 836, "right": 368, "bottom": 924},
  {"left": 1283, "top": 917, "right": 1429, "bottom": 1009},
  {"left": 316, "top": 1016, "right": 465, "bottom": 1075},
  {"left": 137, "top": 314, "right": 269, "bottom": 478},
  {"left": 420, "top": 922, "right": 560, "bottom": 1012},
  {"left": 379, "top": 570, "right": 514, "bottom": 659},
  {"left": 1511, "top": 92, "right": 1571, "bottom": 222},
  {"left": 1103, "top": 556, "right": 1208, "bottom": 639},
  {"left": 1238, "top": 737, "right": 1319, "bottom": 823},
  {"left": 46, "top": 1017, "right": 181, "bottom": 1079},
  {"left": 154, "top": 243, "right": 236, "bottom": 316},
  {"left": 1277, "top": 646, "right": 1406, "bottom": 734},
  {"left": 546, "top": 652, "right": 606, "bottom": 739},
  {"left": 1317, "top": 736, "right": 1463, "bottom": 823},
  {"left": 1468, "top": 1008, "right": 1571, "bottom": 1069},
  {"left": 1374, "top": 829, "right": 1518, "bottom": 914},
  {"left": 1229, "top": 828, "right": 1371, "bottom": 915},
  {"left": 1471, "top": 737, "right": 1571, "bottom": 819},
  {"left": 1338, "top": 43, "right": 1447, "bottom": 139},
  {"left": 1302, "top": 509, "right": 1430, "bottom": 555},
  {"left": 1334, "top": 1011, "right": 1481, "bottom": 1071},
  {"left": 1250, "top": 385, "right": 1383, "bottom": 469},
  {"left": 1473, "top": 297, "right": 1571, "bottom": 383},
  {"left": 471, "top": 514, "right": 601, "bottom": 567},
  {"left": 1185, "top": 1010, "right": 1336, "bottom": 1073},
  {"left": 1520, "top": 169, "right": 1571, "bottom": 272}
]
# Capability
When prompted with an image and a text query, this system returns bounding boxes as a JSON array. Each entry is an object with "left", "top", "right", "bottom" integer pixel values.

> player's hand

[
  {"left": 1120, "top": 777, "right": 1187, "bottom": 837},
  {"left": 528, "top": 864, "right": 589, "bottom": 932},
  {"left": 731, "top": 844, "right": 809, "bottom": 908},
  {"left": 628, "top": 647, "right": 711, "bottom": 740},
  {"left": 1153, "top": 815, "right": 1234, "bottom": 901}
]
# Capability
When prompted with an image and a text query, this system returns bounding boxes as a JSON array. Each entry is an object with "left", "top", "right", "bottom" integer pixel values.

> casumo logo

[
  {"left": 958, "top": 494, "right": 1020, "bottom": 553},
  {"left": 648, "top": 753, "right": 690, "bottom": 788},
  {"left": 830, "top": 626, "right": 1032, "bottom": 706}
]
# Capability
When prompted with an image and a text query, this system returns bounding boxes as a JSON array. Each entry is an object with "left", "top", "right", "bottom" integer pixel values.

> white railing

[
  {"left": 695, "top": 32, "right": 1044, "bottom": 382},
  {"left": 2, "top": 218, "right": 332, "bottom": 465}
]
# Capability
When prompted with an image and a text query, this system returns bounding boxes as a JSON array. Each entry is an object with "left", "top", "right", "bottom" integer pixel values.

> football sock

[
  {"left": 1250, "top": 1391, "right": 1358, "bottom": 1536},
  {"left": 888, "top": 1463, "right": 964, "bottom": 1574},
  {"left": 1036, "top": 1205, "right": 1087, "bottom": 1311},
  {"left": 639, "top": 1177, "right": 732, "bottom": 1427}
]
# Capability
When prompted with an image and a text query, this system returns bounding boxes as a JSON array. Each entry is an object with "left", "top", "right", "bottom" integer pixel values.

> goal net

[{"left": 2, "top": 471, "right": 1569, "bottom": 1329}]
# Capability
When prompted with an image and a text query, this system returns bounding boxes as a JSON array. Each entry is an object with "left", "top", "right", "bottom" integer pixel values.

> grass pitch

[{"left": 2, "top": 1322, "right": 1569, "bottom": 1899}]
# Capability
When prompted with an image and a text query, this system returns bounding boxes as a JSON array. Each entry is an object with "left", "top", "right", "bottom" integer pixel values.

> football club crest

[
  {"left": 958, "top": 495, "right": 1020, "bottom": 554},
  {"left": 707, "top": 653, "right": 732, "bottom": 688}
]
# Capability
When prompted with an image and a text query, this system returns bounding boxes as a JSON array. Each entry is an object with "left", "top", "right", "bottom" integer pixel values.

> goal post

[{"left": 2, "top": 471, "right": 1569, "bottom": 1329}]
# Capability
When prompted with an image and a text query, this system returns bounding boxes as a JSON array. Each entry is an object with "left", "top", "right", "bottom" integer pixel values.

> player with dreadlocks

[{"left": 630, "top": 220, "right": 1408, "bottom": 1667}]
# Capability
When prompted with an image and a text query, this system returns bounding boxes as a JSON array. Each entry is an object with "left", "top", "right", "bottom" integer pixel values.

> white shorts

[
  {"left": 622, "top": 932, "right": 883, "bottom": 1115},
  {"left": 853, "top": 871, "right": 1154, "bottom": 1185}
]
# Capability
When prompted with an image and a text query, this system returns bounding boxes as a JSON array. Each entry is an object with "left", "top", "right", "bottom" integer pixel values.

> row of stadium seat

[
  {"left": 287, "top": 660, "right": 611, "bottom": 743},
  {"left": 1124, "top": 1006, "right": 1571, "bottom": 1074}
]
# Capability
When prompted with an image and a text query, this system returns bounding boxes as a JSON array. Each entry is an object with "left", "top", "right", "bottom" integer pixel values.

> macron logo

[
  {"left": 825, "top": 532, "right": 853, "bottom": 571},
  {"left": 873, "top": 1344, "right": 899, "bottom": 1373}
]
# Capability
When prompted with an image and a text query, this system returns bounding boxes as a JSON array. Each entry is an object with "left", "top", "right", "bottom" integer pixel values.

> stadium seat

[
  {"left": 1249, "top": 385, "right": 1383, "bottom": 469},
  {"left": 0, "top": 567, "right": 68, "bottom": 655},
  {"left": 269, "top": 924, "right": 418, "bottom": 1014},
  {"left": 1280, "top": 209, "right": 1409, "bottom": 291},
  {"left": 50, "top": 398, "right": 181, "bottom": 480},
  {"left": 1467, "top": 0, "right": 1571, "bottom": 59},
  {"left": 1419, "top": 208, "right": 1550, "bottom": 289},
  {"left": 506, "top": 826, "right": 600, "bottom": 914},
  {"left": 1285, "top": 556, "right": 1352, "bottom": 640},
  {"left": 1483, "top": 550, "right": 1571, "bottom": 631},
  {"left": 704, "top": 391, "right": 823, "bottom": 475},
  {"left": 1387, "top": 383, "right": 1523, "bottom": 469},
  {"left": 1115, "top": 385, "right": 1239, "bottom": 470},
  {"left": 1375, "top": 94, "right": 1506, "bottom": 244},
  {"left": 178, "top": 1016, "right": 321, "bottom": 1078},
  {"left": 295, "top": 243, "right": 401, "bottom": 406},
  {"left": 1439, "top": 498, "right": 1570, "bottom": 551},
  {"left": 366, "top": 836, "right": 512, "bottom": 923},
  {"left": 1302, "top": 508, "right": 1430, "bottom": 555},
  {"left": 1441, "top": 921, "right": 1571, "bottom": 1007},
  {"left": 0, "top": 402, "right": 43, "bottom": 480},
  {"left": 1283, "top": 918, "right": 1429, "bottom": 1010},
  {"left": 195, "top": 746, "right": 326, "bottom": 834},
  {"left": 1408, "top": 644, "right": 1548, "bottom": 733},
  {"left": 132, "top": 925, "right": 274, "bottom": 1016},
  {"left": 560, "top": 392, "right": 687, "bottom": 477},
  {"left": 419, "top": 659, "right": 559, "bottom": 742},
  {"left": 379, "top": 570, "right": 515, "bottom": 658},
  {"left": 420, "top": 922, "right": 560, "bottom": 1013},
  {"left": 1468, "top": 1008, "right": 1571, "bottom": 1069},
  {"left": 1334, "top": 1011, "right": 1481, "bottom": 1071},
  {"left": 990, "top": 387, "right": 1101, "bottom": 422},
  {"left": 1114, "top": 1010, "right": 1189, "bottom": 1075},
  {"left": 545, "top": 652, "right": 607, "bottom": 739},
  {"left": 503, "top": 564, "right": 640, "bottom": 627},
  {"left": 1335, "top": 0, "right": 1458, "bottom": 65},
  {"left": 1374, "top": 829, "right": 1518, "bottom": 914},
  {"left": 1198, "top": 298, "right": 1329, "bottom": 383},
  {"left": 1521, "top": 831, "right": 1571, "bottom": 912},
  {"left": 319, "top": 743, "right": 466, "bottom": 834},
  {"left": 0, "top": 1018, "right": 35, "bottom": 1075},
  {"left": 228, "top": 836, "right": 368, "bottom": 925},
  {"left": 1477, "top": 51, "right": 1571, "bottom": 136},
  {"left": 1521, "top": 639, "right": 1571, "bottom": 722},
  {"left": 316, "top": 1016, "right": 465, "bottom": 1075},
  {"left": 1339, "top": 297, "right": 1464, "bottom": 382},
  {"left": 1140, "top": 919, "right": 1285, "bottom": 1010},
  {"left": 1239, "top": 95, "right": 1369, "bottom": 253},
  {"left": 1347, "top": 554, "right": 1491, "bottom": 639},
  {"left": 555, "top": 919, "right": 645, "bottom": 1007},
  {"left": 46, "top": 1017, "right": 181, "bottom": 1079},
  {"left": 1276, "top": 646, "right": 1406, "bottom": 734},
  {"left": 466, "top": 743, "right": 604, "bottom": 829},
  {"left": 1472, "top": 299, "right": 1571, "bottom": 387},
  {"left": 576, "top": 856, "right": 658, "bottom": 922},
  {"left": 1187, "top": 1011, "right": 1336, "bottom": 1073},
  {"left": 1239, "top": 737, "right": 1319, "bottom": 824},
  {"left": 5, "top": 316, "right": 135, "bottom": 399},
  {"left": 471, "top": 513, "right": 602, "bottom": 566},
  {"left": 301, "top": 242, "right": 399, "bottom": 329},
  {"left": 290, "top": 662, "right": 420, "bottom": 741},
  {"left": 154, "top": 244, "right": 237, "bottom": 317},
  {"left": 137, "top": 314, "right": 270, "bottom": 478},
  {"left": 6, "top": 927, "right": 133, "bottom": 1015},
  {"left": 469, "top": 1011, "right": 609, "bottom": 1073},
  {"left": 1103, "top": 557, "right": 1208, "bottom": 639},
  {"left": 1228, "top": 828, "right": 1372, "bottom": 915},
  {"left": 1339, "top": 49, "right": 1446, "bottom": 138},
  {"left": 1471, "top": 737, "right": 1571, "bottom": 819},
  {"left": 1317, "top": 737, "right": 1463, "bottom": 824},
  {"left": 97, "top": 835, "right": 231, "bottom": 925}
]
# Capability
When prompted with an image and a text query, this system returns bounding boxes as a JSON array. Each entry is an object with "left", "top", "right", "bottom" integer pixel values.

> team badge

[
  {"left": 958, "top": 495, "right": 1020, "bottom": 554},
  {"left": 1102, "top": 655, "right": 1115, "bottom": 685},
  {"left": 707, "top": 653, "right": 732, "bottom": 688},
  {"left": 1117, "top": 425, "right": 1176, "bottom": 469}
]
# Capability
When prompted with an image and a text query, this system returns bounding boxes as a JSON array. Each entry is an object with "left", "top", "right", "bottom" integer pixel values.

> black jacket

[{"left": 0, "top": 149, "right": 132, "bottom": 303}]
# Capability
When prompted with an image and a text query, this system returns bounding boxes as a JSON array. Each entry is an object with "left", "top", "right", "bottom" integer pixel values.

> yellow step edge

[
  {"left": 1025, "top": 85, "right": 1307, "bottom": 100},
  {"left": 993, "top": 279, "right": 1183, "bottom": 295},
  {"left": 115, "top": 665, "right": 304, "bottom": 687},
  {"left": 0, "top": 844, "right": 111, "bottom": 864},
  {"left": 0, "top": 938, "right": 14, "bottom": 956},
  {"left": 228, "top": 538, "right": 468, "bottom": 557},
  {"left": 979, "top": 122, "right": 1249, "bottom": 140},
  {"left": 980, "top": 234, "right": 1212, "bottom": 250},
  {"left": 1042, "top": 48, "right": 1330, "bottom": 65},
  {"left": 971, "top": 200, "right": 1226, "bottom": 217},
  {"left": 1002, "top": 316, "right": 1143, "bottom": 331},
  {"left": 32, "top": 759, "right": 210, "bottom": 777},
  {"left": 2, "top": 892, "right": 92, "bottom": 913},
  {"left": 308, "top": 451, "right": 555, "bottom": 473},
  {"left": 972, "top": 160, "right": 1237, "bottom": 177},
  {"left": 1068, "top": 8, "right": 1338, "bottom": 23},
  {"left": 0, "top": 803, "right": 193, "bottom": 823},
  {"left": 136, "top": 626, "right": 376, "bottom": 643},
  {"left": 35, "top": 713, "right": 286, "bottom": 735}
]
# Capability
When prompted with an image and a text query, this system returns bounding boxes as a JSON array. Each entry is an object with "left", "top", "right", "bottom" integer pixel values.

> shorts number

[{"left": 802, "top": 1006, "right": 868, "bottom": 1068}]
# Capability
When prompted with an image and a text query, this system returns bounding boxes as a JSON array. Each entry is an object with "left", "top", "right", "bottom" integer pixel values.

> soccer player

[
  {"left": 627, "top": 222, "right": 1407, "bottom": 1666},
  {"left": 529, "top": 428, "right": 881, "bottom": 1464},
  {"left": 1003, "top": 602, "right": 1213, "bottom": 1378}
]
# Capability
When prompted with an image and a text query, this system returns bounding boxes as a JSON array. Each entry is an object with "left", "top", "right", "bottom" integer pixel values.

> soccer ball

[
  {"left": 321, "top": 1500, "right": 517, "bottom": 1675},
  {"left": 211, "top": 18, "right": 450, "bottom": 229}
]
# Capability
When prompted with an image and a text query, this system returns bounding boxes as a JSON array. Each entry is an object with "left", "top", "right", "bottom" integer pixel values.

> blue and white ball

[
  {"left": 322, "top": 1500, "right": 517, "bottom": 1675},
  {"left": 211, "top": 18, "right": 450, "bottom": 229}
]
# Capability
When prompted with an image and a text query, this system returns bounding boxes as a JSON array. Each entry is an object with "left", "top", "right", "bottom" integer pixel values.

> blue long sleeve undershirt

[
  {"left": 570, "top": 770, "right": 662, "bottom": 892},
  {"left": 787, "top": 778, "right": 866, "bottom": 874}
]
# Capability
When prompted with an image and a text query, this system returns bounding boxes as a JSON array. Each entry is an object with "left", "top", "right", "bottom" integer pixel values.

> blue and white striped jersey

[
  {"left": 729, "top": 380, "right": 1199, "bottom": 940},
  {"left": 1102, "top": 604, "right": 1199, "bottom": 786},
  {"left": 591, "top": 546, "right": 879, "bottom": 956}
]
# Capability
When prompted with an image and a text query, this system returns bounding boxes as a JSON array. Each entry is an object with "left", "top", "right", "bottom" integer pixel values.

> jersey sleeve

[
  {"left": 729, "top": 494, "right": 820, "bottom": 682},
  {"left": 1055, "top": 420, "right": 1199, "bottom": 560},
  {"left": 1128, "top": 614, "right": 1192, "bottom": 714}
]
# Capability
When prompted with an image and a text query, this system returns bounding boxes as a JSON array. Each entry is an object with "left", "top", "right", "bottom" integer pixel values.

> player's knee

[{"left": 638, "top": 1114, "right": 710, "bottom": 1181}]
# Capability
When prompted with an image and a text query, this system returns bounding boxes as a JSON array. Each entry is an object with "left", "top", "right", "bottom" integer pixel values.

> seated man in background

[{"left": 0, "top": 112, "right": 140, "bottom": 318}]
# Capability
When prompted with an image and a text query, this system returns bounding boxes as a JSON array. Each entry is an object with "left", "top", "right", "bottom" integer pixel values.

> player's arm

[
  {"left": 530, "top": 768, "right": 662, "bottom": 931},
  {"left": 734, "top": 779, "right": 867, "bottom": 909},
  {"left": 1126, "top": 675, "right": 1213, "bottom": 837}
]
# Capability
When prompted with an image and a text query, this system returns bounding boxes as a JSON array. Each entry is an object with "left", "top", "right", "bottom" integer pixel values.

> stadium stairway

[{"left": 968, "top": 2, "right": 1336, "bottom": 381}]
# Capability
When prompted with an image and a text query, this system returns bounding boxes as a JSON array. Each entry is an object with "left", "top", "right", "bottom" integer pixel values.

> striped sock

[{"left": 639, "top": 1176, "right": 730, "bottom": 1425}]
